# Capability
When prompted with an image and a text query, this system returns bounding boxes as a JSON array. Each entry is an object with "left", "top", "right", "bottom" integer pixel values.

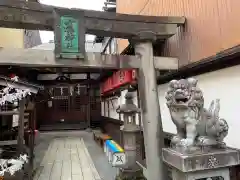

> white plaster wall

[
  {"left": 102, "top": 89, "right": 141, "bottom": 125},
  {"left": 103, "top": 65, "right": 240, "bottom": 149},
  {"left": 101, "top": 101, "right": 105, "bottom": 116},
  {"left": 159, "top": 65, "right": 240, "bottom": 149},
  {"left": 109, "top": 97, "right": 119, "bottom": 120}
]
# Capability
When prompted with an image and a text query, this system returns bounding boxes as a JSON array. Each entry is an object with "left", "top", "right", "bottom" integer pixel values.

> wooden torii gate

[{"left": 0, "top": 1, "right": 185, "bottom": 179}]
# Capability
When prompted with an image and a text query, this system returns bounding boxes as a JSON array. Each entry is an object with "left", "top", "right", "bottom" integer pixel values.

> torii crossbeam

[
  {"left": 0, "top": 1, "right": 185, "bottom": 180},
  {"left": 0, "top": 48, "right": 178, "bottom": 70},
  {"left": 0, "top": 0, "right": 184, "bottom": 36}
]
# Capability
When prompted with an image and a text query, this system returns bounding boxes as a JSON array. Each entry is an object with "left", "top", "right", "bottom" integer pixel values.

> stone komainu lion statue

[{"left": 165, "top": 78, "right": 229, "bottom": 147}]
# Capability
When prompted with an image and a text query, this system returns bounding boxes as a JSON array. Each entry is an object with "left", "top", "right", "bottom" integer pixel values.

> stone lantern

[{"left": 116, "top": 91, "right": 141, "bottom": 177}]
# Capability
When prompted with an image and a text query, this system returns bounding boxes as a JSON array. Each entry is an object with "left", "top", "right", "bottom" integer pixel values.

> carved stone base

[
  {"left": 162, "top": 147, "right": 239, "bottom": 172},
  {"left": 171, "top": 167, "right": 230, "bottom": 180},
  {"left": 162, "top": 147, "right": 240, "bottom": 180}
]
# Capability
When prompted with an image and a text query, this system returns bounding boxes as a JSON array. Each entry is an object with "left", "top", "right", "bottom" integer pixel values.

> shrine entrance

[
  {"left": 36, "top": 81, "right": 101, "bottom": 131},
  {"left": 38, "top": 83, "right": 87, "bottom": 130},
  {"left": 0, "top": 1, "right": 185, "bottom": 179}
]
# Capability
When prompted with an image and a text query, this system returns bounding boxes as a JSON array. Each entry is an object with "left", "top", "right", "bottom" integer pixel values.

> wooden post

[
  {"left": 28, "top": 105, "right": 35, "bottom": 180},
  {"left": 107, "top": 99, "right": 110, "bottom": 117},
  {"left": 18, "top": 98, "right": 25, "bottom": 154},
  {"left": 104, "top": 100, "right": 106, "bottom": 117},
  {"left": 87, "top": 73, "right": 91, "bottom": 130},
  {"left": 136, "top": 88, "right": 142, "bottom": 127}
]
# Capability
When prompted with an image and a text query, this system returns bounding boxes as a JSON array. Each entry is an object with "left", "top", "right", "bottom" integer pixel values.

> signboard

[
  {"left": 119, "top": 70, "right": 125, "bottom": 82},
  {"left": 54, "top": 8, "right": 85, "bottom": 59},
  {"left": 60, "top": 16, "right": 79, "bottom": 53},
  {"left": 104, "top": 140, "right": 126, "bottom": 167},
  {"left": 100, "top": 70, "right": 137, "bottom": 95},
  {"left": 112, "top": 152, "right": 126, "bottom": 166}
]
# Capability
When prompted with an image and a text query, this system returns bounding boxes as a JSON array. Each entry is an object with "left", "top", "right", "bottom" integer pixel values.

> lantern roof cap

[
  {"left": 117, "top": 103, "right": 140, "bottom": 113},
  {"left": 117, "top": 92, "right": 141, "bottom": 113}
]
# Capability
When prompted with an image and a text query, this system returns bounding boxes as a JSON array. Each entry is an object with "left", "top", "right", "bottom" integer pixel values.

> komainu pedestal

[
  {"left": 162, "top": 78, "right": 240, "bottom": 180},
  {"left": 162, "top": 147, "right": 239, "bottom": 180}
]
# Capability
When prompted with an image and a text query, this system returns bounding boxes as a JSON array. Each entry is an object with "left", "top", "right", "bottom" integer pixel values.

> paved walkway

[{"left": 34, "top": 136, "right": 102, "bottom": 180}]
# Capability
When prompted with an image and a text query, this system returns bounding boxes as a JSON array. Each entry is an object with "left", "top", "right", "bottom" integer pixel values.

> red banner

[{"left": 101, "top": 69, "right": 136, "bottom": 95}]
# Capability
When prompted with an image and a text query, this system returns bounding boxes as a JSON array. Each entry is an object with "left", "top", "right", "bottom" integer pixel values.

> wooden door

[
  {"left": 39, "top": 84, "right": 88, "bottom": 127},
  {"left": 37, "top": 83, "right": 101, "bottom": 129}
]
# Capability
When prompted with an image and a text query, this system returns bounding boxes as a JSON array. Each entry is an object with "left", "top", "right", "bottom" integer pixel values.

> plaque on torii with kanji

[{"left": 54, "top": 8, "right": 85, "bottom": 59}]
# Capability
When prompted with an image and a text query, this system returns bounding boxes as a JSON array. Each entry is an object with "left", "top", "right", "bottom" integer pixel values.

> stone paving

[{"left": 33, "top": 131, "right": 117, "bottom": 180}]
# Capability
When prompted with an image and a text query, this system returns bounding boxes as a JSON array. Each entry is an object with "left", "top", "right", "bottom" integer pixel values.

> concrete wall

[
  {"left": 0, "top": 28, "right": 24, "bottom": 48},
  {"left": 0, "top": 28, "right": 42, "bottom": 49},
  {"left": 24, "top": 30, "right": 42, "bottom": 48},
  {"left": 102, "top": 65, "right": 240, "bottom": 149}
]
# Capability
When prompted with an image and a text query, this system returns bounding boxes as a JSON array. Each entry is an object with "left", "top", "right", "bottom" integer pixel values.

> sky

[{"left": 39, "top": 0, "right": 105, "bottom": 43}]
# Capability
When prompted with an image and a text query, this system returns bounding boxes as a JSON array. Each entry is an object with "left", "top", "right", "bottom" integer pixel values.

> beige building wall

[
  {"left": 117, "top": 0, "right": 240, "bottom": 66},
  {"left": 0, "top": 28, "right": 24, "bottom": 48}
]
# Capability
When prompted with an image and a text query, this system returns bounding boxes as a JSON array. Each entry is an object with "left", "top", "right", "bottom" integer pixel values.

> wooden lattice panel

[
  {"left": 53, "top": 96, "right": 68, "bottom": 100},
  {"left": 80, "top": 105, "right": 86, "bottom": 113},
  {"left": 53, "top": 98, "right": 69, "bottom": 112},
  {"left": 39, "top": 84, "right": 101, "bottom": 126},
  {"left": 0, "top": 102, "right": 13, "bottom": 111},
  {"left": 73, "top": 96, "right": 82, "bottom": 111},
  {"left": 136, "top": 131, "right": 144, "bottom": 161},
  {"left": 53, "top": 86, "right": 69, "bottom": 96}
]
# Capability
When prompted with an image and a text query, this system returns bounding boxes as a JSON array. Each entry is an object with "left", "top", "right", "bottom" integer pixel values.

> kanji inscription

[{"left": 60, "top": 16, "right": 79, "bottom": 53}]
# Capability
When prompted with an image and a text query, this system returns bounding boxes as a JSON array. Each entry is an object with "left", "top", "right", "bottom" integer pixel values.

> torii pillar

[{"left": 132, "top": 34, "right": 167, "bottom": 180}]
